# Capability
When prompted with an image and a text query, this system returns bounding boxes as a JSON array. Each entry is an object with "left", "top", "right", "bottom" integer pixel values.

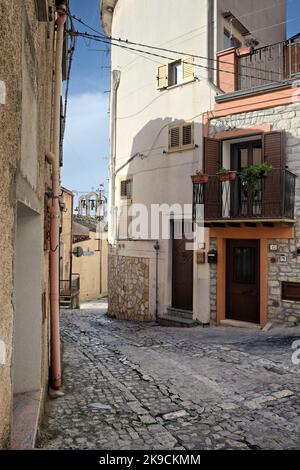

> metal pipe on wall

[{"left": 49, "top": 3, "right": 67, "bottom": 390}]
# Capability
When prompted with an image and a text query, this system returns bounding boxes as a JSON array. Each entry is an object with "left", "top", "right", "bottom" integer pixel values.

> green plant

[
  {"left": 241, "top": 163, "right": 272, "bottom": 192},
  {"left": 195, "top": 170, "right": 205, "bottom": 176},
  {"left": 245, "top": 37, "right": 259, "bottom": 48},
  {"left": 218, "top": 167, "right": 230, "bottom": 176}
]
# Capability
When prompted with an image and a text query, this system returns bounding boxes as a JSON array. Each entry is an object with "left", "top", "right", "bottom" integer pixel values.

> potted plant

[
  {"left": 241, "top": 163, "right": 272, "bottom": 192},
  {"left": 237, "top": 38, "right": 259, "bottom": 57},
  {"left": 217, "top": 168, "right": 237, "bottom": 182},
  {"left": 191, "top": 170, "right": 209, "bottom": 184}
]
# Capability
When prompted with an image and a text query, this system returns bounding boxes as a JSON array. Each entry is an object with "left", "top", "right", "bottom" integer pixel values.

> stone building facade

[
  {"left": 207, "top": 104, "right": 300, "bottom": 326},
  {"left": 108, "top": 251, "right": 151, "bottom": 321},
  {"left": 0, "top": 0, "right": 65, "bottom": 448}
]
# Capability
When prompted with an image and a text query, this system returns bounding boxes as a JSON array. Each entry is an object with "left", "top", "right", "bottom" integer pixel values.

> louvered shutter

[
  {"left": 182, "top": 123, "right": 193, "bottom": 147},
  {"left": 183, "top": 56, "right": 194, "bottom": 83},
  {"left": 262, "top": 131, "right": 285, "bottom": 217},
  {"left": 204, "top": 138, "right": 222, "bottom": 218},
  {"left": 157, "top": 64, "right": 168, "bottom": 89},
  {"left": 120, "top": 180, "right": 127, "bottom": 199},
  {"left": 169, "top": 125, "right": 181, "bottom": 150}
]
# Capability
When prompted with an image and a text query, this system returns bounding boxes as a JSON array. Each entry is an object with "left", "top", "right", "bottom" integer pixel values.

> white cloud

[{"left": 62, "top": 92, "right": 109, "bottom": 193}]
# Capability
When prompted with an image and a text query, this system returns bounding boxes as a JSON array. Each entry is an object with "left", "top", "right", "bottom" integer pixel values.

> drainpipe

[
  {"left": 49, "top": 3, "right": 67, "bottom": 390},
  {"left": 109, "top": 70, "right": 121, "bottom": 242},
  {"left": 154, "top": 240, "right": 160, "bottom": 321}
]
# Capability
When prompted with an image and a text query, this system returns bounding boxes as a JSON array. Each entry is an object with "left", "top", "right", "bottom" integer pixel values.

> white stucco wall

[{"left": 107, "top": 0, "right": 287, "bottom": 321}]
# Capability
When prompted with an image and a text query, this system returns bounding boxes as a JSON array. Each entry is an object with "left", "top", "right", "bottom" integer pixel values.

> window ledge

[
  {"left": 167, "top": 145, "right": 197, "bottom": 154},
  {"left": 159, "top": 78, "right": 197, "bottom": 92}
]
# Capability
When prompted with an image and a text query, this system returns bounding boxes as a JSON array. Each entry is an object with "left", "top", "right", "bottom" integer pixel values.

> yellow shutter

[
  {"left": 169, "top": 125, "right": 181, "bottom": 150},
  {"left": 157, "top": 64, "right": 168, "bottom": 89},
  {"left": 183, "top": 55, "right": 194, "bottom": 82}
]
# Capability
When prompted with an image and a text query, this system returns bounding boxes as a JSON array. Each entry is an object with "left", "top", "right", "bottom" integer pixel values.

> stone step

[
  {"left": 60, "top": 300, "right": 71, "bottom": 308},
  {"left": 166, "top": 307, "right": 194, "bottom": 320},
  {"left": 158, "top": 314, "right": 199, "bottom": 328}
]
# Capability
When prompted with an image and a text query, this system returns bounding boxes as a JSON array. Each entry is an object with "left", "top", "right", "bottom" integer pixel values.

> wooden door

[
  {"left": 172, "top": 223, "right": 193, "bottom": 311},
  {"left": 226, "top": 240, "right": 260, "bottom": 324}
]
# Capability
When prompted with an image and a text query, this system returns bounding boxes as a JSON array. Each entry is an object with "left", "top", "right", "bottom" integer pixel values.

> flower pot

[
  {"left": 236, "top": 46, "right": 254, "bottom": 57},
  {"left": 217, "top": 171, "right": 237, "bottom": 182},
  {"left": 191, "top": 174, "right": 209, "bottom": 184}
]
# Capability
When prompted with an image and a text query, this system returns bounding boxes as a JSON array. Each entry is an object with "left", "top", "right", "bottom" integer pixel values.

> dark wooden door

[
  {"left": 172, "top": 224, "right": 193, "bottom": 311},
  {"left": 226, "top": 240, "right": 260, "bottom": 324}
]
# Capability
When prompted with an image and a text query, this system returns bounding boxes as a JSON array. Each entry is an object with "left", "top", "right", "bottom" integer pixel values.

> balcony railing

[
  {"left": 217, "top": 40, "right": 300, "bottom": 93},
  {"left": 60, "top": 273, "right": 80, "bottom": 297},
  {"left": 193, "top": 169, "right": 296, "bottom": 222},
  {"left": 238, "top": 41, "right": 300, "bottom": 90}
]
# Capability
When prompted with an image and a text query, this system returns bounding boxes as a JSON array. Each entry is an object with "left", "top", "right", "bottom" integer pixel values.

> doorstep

[
  {"left": 11, "top": 389, "right": 42, "bottom": 449},
  {"left": 220, "top": 319, "right": 261, "bottom": 330}
]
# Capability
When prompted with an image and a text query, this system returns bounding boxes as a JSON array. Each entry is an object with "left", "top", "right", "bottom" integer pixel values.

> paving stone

[
  {"left": 37, "top": 300, "right": 300, "bottom": 451},
  {"left": 162, "top": 410, "right": 189, "bottom": 421}
]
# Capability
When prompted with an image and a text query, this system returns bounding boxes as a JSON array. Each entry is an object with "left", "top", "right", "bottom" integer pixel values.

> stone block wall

[
  {"left": 209, "top": 103, "right": 300, "bottom": 325},
  {"left": 108, "top": 252, "right": 152, "bottom": 321}
]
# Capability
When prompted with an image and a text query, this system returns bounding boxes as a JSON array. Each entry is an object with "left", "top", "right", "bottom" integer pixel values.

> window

[
  {"left": 120, "top": 179, "right": 132, "bottom": 200},
  {"left": 157, "top": 56, "right": 194, "bottom": 90},
  {"left": 282, "top": 282, "right": 300, "bottom": 301},
  {"left": 169, "top": 60, "right": 183, "bottom": 86},
  {"left": 224, "top": 29, "right": 241, "bottom": 50},
  {"left": 168, "top": 122, "right": 194, "bottom": 152}
]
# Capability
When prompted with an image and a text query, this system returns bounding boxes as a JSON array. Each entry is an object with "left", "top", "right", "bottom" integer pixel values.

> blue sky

[
  {"left": 62, "top": 0, "right": 110, "bottom": 200},
  {"left": 62, "top": 0, "right": 300, "bottom": 200}
]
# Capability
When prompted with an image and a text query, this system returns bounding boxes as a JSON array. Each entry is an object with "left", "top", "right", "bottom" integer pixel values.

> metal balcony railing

[
  {"left": 193, "top": 169, "right": 296, "bottom": 222},
  {"left": 237, "top": 41, "right": 300, "bottom": 90},
  {"left": 60, "top": 273, "right": 80, "bottom": 297}
]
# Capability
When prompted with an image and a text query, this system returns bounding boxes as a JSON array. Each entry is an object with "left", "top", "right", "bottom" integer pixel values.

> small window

[
  {"left": 170, "top": 127, "right": 180, "bottom": 149},
  {"left": 224, "top": 29, "right": 241, "bottom": 49},
  {"left": 282, "top": 282, "right": 300, "bottom": 301},
  {"left": 169, "top": 60, "right": 183, "bottom": 86},
  {"left": 120, "top": 179, "right": 132, "bottom": 200},
  {"left": 183, "top": 124, "right": 192, "bottom": 147},
  {"left": 168, "top": 122, "right": 194, "bottom": 152},
  {"left": 157, "top": 56, "right": 194, "bottom": 90}
]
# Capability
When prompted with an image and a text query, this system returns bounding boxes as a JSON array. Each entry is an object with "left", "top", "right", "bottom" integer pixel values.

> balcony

[
  {"left": 217, "top": 39, "right": 300, "bottom": 94},
  {"left": 193, "top": 169, "right": 296, "bottom": 224}
]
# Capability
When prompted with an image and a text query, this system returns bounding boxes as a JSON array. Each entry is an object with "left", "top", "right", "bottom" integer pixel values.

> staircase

[
  {"left": 59, "top": 295, "right": 72, "bottom": 309},
  {"left": 158, "top": 307, "right": 199, "bottom": 328}
]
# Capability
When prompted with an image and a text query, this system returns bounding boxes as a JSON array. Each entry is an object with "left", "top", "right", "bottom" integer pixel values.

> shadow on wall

[{"left": 108, "top": 116, "right": 202, "bottom": 321}]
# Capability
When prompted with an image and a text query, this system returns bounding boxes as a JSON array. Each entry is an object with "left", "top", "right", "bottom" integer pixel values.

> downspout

[
  {"left": 109, "top": 70, "right": 121, "bottom": 242},
  {"left": 49, "top": 3, "right": 67, "bottom": 390},
  {"left": 154, "top": 240, "right": 160, "bottom": 321}
]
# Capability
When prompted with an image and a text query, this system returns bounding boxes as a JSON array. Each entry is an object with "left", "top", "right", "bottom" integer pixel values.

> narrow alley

[{"left": 39, "top": 300, "right": 300, "bottom": 450}]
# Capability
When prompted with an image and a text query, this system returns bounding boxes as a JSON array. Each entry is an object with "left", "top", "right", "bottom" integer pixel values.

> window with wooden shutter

[
  {"left": 168, "top": 122, "right": 194, "bottom": 152},
  {"left": 169, "top": 126, "right": 180, "bottom": 150},
  {"left": 203, "top": 137, "right": 222, "bottom": 219},
  {"left": 183, "top": 56, "right": 195, "bottom": 83},
  {"left": 120, "top": 179, "right": 132, "bottom": 200},
  {"left": 262, "top": 131, "right": 285, "bottom": 216},
  {"left": 158, "top": 57, "right": 195, "bottom": 90},
  {"left": 157, "top": 65, "right": 168, "bottom": 89},
  {"left": 182, "top": 123, "right": 193, "bottom": 147}
]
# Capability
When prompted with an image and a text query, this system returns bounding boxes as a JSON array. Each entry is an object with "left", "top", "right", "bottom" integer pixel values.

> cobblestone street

[{"left": 38, "top": 300, "right": 300, "bottom": 450}]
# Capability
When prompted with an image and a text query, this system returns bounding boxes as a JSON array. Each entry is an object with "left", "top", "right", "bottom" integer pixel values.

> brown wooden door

[
  {"left": 172, "top": 223, "right": 193, "bottom": 311},
  {"left": 226, "top": 240, "right": 260, "bottom": 324}
]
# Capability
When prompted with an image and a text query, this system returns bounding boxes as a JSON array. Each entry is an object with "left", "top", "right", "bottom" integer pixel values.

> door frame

[
  {"left": 209, "top": 225, "right": 295, "bottom": 328},
  {"left": 226, "top": 239, "right": 260, "bottom": 323},
  {"left": 171, "top": 220, "right": 194, "bottom": 311}
]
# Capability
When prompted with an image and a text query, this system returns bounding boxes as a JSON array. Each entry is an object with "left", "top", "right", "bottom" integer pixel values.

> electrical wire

[
  {"left": 69, "top": 30, "right": 284, "bottom": 85},
  {"left": 70, "top": 14, "right": 286, "bottom": 78}
]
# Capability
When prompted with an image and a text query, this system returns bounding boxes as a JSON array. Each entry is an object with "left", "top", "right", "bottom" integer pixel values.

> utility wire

[
  {"left": 70, "top": 14, "right": 285, "bottom": 78},
  {"left": 69, "top": 30, "right": 284, "bottom": 85}
]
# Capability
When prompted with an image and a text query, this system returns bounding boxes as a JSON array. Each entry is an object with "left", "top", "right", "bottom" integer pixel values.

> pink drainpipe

[{"left": 49, "top": 4, "right": 67, "bottom": 390}]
